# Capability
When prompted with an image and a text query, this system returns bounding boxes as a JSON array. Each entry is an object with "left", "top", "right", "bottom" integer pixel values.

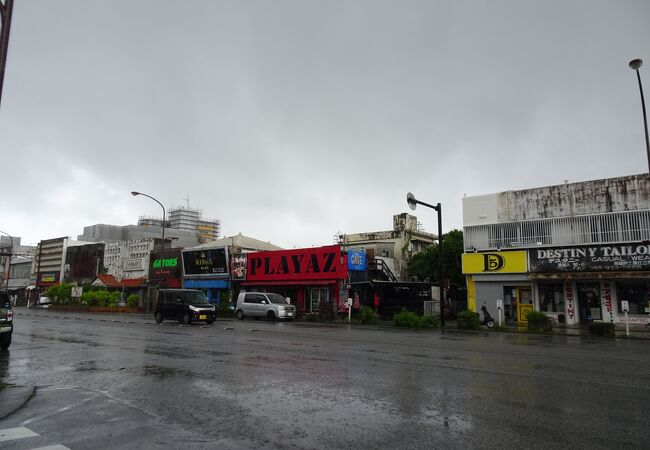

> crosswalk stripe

[{"left": 0, "top": 426, "right": 40, "bottom": 442}]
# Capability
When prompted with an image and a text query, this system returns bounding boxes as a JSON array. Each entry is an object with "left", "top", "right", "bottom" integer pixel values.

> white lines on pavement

[
  {"left": 0, "top": 426, "right": 39, "bottom": 442},
  {"left": 32, "top": 445, "right": 72, "bottom": 450},
  {"left": 1, "top": 426, "right": 71, "bottom": 449}
]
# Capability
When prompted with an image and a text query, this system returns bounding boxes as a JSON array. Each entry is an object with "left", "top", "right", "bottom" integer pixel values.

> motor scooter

[{"left": 480, "top": 305, "right": 496, "bottom": 329}]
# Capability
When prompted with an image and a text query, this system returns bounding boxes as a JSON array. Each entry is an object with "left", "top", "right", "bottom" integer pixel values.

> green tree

[{"left": 407, "top": 229, "right": 465, "bottom": 287}]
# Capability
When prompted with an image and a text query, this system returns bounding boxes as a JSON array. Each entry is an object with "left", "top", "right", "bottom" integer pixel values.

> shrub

[
  {"left": 588, "top": 322, "right": 616, "bottom": 337},
  {"left": 109, "top": 291, "right": 121, "bottom": 307},
  {"left": 81, "top": 291, "right": 99, "bottom": 306},
  {"left": 393, "top": 309, "right": 439, "bottom": 329},
  {"left": 126, "top": 294, "right": 139, "bottom": 308},
  {"left": 456, "top": 310, "right": 481, "bottom": 330},
  {"left": 420, "top": 314, "right": 440, "bottom": 328},
  {"left": 305, "top": 313, "right": 320, "bottom": 322},
  {"left": 359, "top": 306, "right": 379, "bottom": 325},
  {"left": 526, "top": 311, "right": 552, "bottom": 332},
  {"left": 96, "top": 291, "right": 110, "bottom": 307}
]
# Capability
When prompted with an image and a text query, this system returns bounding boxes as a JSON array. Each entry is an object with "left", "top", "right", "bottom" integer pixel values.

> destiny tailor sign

[{"left": 529, "top": 244, "right": 650, "bottom": 272}]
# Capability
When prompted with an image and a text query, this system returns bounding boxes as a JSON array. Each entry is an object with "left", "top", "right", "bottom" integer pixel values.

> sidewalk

[{"left": 12, "top": 306, "right": 650, "bottom": 339}]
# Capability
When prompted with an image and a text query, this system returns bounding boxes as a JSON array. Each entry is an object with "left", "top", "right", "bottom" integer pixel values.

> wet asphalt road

[{"left": 1, "top": 309, "right": 650, "bottom": 449}]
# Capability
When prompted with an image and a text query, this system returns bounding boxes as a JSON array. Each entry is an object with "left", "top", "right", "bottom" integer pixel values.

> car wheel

[
  {"left": 182, "top": 313, "right": 191, "bottom": 325},
  {"left": 236, "top": 310, "right": 244, "bottom": 320},
  {"left": 154, "top": 312, "right": 163, "bottom": 324},
  {"left": 206, "top": 318, "right": 214, "bottom": 325},
  {"left": 267, "top": 311, "right": 276, "bottom": 322},
  {"left": 0, "top": 334, "right": 11, "bottom": 350}
]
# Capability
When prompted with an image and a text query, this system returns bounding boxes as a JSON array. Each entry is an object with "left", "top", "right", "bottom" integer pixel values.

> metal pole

[
  {"left": 629, "top": 59, "right": 650, "bottom": 173},
  {"left": 634, "top": 69, "right": 650, "bottom": 173},
  {"left": 0, "top": 0, "right": 14, "bottom": 109},
  {"left": 132, "top": 191, "right": 165, "bottom": 245},
  {"left": 437, "top": 204, "right": 444, "bottom": 326}
]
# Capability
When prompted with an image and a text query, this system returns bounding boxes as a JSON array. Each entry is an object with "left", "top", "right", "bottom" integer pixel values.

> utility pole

[{"left": 0, "top": 0, "right": 14, "bottom": 108}]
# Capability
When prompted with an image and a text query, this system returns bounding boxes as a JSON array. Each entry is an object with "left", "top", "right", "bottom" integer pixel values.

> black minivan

[
  {"left": 154, "top": 289, "right": 216, "bottom": 325},
  {"left": 0, "top": 291, "right": 13, "bottom": 350}
]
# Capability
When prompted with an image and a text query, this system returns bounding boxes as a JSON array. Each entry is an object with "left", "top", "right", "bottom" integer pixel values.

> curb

[{"left": 0, "top": 385, "right": 36, "bottom": 420}]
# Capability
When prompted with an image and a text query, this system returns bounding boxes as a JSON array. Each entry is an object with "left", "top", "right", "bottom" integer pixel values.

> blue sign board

[{"left": 347, "top": 250, "right": 367, "bottom": 271}]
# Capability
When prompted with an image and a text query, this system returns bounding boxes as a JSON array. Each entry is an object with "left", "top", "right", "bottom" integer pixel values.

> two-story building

[{"left": 462, "top": 174, "right": 650, "bottom": 327}]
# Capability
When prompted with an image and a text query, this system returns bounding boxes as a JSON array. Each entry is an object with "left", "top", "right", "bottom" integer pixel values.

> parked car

[
  {"left": 154, "top": 289, "right": 216, "bottom": 325},
  {"left": 0, "top": 291, "right": 14, "bottom": 350},
  {"left": 235, "top": 291, "right": 296, "bottom": 321}
]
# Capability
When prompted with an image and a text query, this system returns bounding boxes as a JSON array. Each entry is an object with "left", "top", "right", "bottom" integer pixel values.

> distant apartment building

[
  {"left": 462, "top": 174, "right": 650, "bottom": 327},
  {"left": 337, "top": 213, "right": 437, "bottom": 281},
  {"left": 138, "top": 205, "right": 221, "bottom": 242}
]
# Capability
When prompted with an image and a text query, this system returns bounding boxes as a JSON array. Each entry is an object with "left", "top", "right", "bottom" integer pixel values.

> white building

[
  {"left": 338, "top": 213, "right": 436, "bottom": 281},
  {"left": 462, "top": 174, "right": 650, "bottom": 327},
  {"left": 104, "top": 238, "right": 157, "bottom": 280}
]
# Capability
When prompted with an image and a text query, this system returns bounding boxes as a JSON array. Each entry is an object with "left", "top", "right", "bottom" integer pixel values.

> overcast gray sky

[{"left": 1, "top": 0, "right": 649, "bottom": 248}]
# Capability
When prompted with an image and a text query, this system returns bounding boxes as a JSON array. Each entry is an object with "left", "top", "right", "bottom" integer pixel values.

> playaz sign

[{"left": 247, "top": 245, "right": 346, "bottom": 281}]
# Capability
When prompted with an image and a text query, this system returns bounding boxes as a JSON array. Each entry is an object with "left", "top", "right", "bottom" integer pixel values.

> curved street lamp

[
  {"left": 0, "top": 230, "right": 13, "bottom": 290},
  {"left": 131, "top": 191, "right": 166, "bottom": 242},
  {"left": 629, "top": 59, "right": 650, "bottom": 173},
  {"left": 406, "top": 192, "right": 445, "bottom": 326}
]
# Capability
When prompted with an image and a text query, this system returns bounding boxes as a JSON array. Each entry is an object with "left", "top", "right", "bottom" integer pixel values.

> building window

[
  {"left": 616, "top": 281, "right": 649, "bottom": 315},
  {"left": 539, "top": 283, "right": 565, "bottom": 314}
]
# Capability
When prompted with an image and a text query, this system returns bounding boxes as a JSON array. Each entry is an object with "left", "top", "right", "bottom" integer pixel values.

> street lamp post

[
  {"left": 406, "top": 192, "right": 445, "bottom": 326},
  {"left": 131, "top": 191, "right": 166, "bottom": 243},
  {"left": 629, "top": 59, "right": 650, "bottom": 174},
  {"left": 0, "top": 0, "right": 15, "bottom": 109},
  {"left": 0, "top": 230, "right": 13, "bottom": 291}
]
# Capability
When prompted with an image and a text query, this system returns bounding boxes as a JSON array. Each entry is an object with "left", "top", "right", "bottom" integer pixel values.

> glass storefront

[
  {"left": 616, "top": 280, "right": 650, "bottom": 315},
  {"left": 539, "top": 283, "right": 565, "bottom": 314}
]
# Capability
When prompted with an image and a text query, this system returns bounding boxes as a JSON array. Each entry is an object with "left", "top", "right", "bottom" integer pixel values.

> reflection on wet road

[{"left": 1, "top": 310, "right": 650, "bottom": 449}]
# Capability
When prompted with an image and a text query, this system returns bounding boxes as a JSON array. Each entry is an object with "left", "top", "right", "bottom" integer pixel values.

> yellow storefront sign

[{"left": 462, "top": 251, "right": 527, "bottom": 274}]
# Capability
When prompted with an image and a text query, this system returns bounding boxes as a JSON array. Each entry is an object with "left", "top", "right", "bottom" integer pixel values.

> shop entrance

[
  {"left": 577, "top": 283, "right": 601, "bottom": 323},
  {"left": 309, "top": 287, "right": 329, "bottom": 313},
  {"left": 516, "top": 287, "right": 533, "bottom": 323}
]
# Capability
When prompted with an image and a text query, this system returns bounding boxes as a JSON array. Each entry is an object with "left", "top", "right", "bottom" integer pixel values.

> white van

[{"left": 235, "top": 292, "right": 296, "bottom": 321}]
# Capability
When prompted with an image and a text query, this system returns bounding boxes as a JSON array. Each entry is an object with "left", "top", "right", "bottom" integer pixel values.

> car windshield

[
  {"left": 267, "top": 293, "right": 288, "bottom": 304},
  {"left": 188, "top": 291, "right": 210, "bottom": 305}
]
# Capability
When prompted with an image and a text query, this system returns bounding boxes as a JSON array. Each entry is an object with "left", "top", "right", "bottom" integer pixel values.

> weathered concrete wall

[{"left": 495, "top": 174, "right": 650, "bottom": 222}]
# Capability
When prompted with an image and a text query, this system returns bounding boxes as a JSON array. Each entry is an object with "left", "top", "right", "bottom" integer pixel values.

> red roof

[{"left": 95, "top": 274, "right": 147, "bottom": 288}]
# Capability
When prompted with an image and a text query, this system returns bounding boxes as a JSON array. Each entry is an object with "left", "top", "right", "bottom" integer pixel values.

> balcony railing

[{"left": 464, "top": 210, "right": 650, "bottom": 251}]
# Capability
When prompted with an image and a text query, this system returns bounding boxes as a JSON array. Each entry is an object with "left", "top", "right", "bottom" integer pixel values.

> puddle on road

[{"left": 141, "top": 363, "right": 189, "bottom": 379}]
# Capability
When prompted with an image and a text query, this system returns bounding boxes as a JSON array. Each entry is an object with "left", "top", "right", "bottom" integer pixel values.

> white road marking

[
  {"left": 31, "top": 445, "right": 72, "bottom": 450},
  {"left": 0, "top": 426, "right": 39, "bottom": 442}
]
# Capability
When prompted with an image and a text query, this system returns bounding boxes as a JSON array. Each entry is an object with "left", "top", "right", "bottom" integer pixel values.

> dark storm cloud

[{"left": 1, "top": 0, "right": 649, "bottom": 246}]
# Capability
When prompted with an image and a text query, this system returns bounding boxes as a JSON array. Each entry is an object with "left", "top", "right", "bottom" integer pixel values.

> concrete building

[
  {"left": 138, "top": 205, "right": 221, "bottom": 242},
  {"left": 78, "top": 224, "right": 200, "bottom": 248},
  {"left": 462, "top": 174, "right": 650, "bottom": 327},
  {"left": 34, "top": 238, "right": 94, "bottom": 294},
  {"left": 337, "top": 213, "right": 436, "bottom": 281},
  {"left": 104, "top": 238, "right": 161, "bottom": 280}
]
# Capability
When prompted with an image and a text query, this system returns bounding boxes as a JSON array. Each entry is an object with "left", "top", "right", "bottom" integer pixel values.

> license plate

[
  {"left": 288, "top": 312, "right": 293, "bottom": 317},
  {"left": 199, "top": 315, "right": 207, "bottom": 320}
]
